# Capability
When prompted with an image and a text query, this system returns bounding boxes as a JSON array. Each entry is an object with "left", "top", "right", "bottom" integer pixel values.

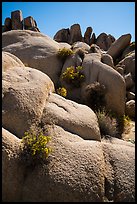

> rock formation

[
  {"left": 96, "top": 33, "right": 115, "bottom": 51},
  {"left": 84, "top": 26, "right": 93, "bottom": 45},
  {"left": 53, "top": 24, "right": 115, "bottom": 48},
  {"left": 11, "top": 10, "right": 23, "bottom": 30},
  {"left": 2, "top": 28, "right": 135, "bottom": 117},
  {"left": 2, "top": 10, "right": 40, "bottom": 33},
  {"left": 2, "top": 10, "right": 135, "bottom": 202},
  {"left": 54, "top": 24, "right": 97, "bottom": 46},
  {"left": 107, "top": 34, "right": 131, "bottom": 59},
  {"left": 53, "top": 28, "right": 70, "bottom": 43}
]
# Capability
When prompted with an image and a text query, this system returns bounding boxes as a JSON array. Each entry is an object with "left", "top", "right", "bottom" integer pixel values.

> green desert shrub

[
  {"left": 96, "top": 109, "right": 118, "bottom": 138},
  {"left": 83, "top": 82, "right": 131, "bottom": 137},
  {"left": 102, "top": 110, "right": 131, "bottom": 137},
  {"left": 57, "top": 47, "right": 74, "bottom": 60},
  {"left": 57, "top": 87, "right": 67, "bottom": 97},
  {"left": 84, "top": 82, "right": 107, "bottom": 112},
  {"left": 62, "top": 66, "right": 85, "bottom": 88},
  {"left": 116, "top": 114, "right": 131, "bottom": 136},
  {"left": 120, "top": 114, "right": 131, "bottom": 127},
  {"left": 21, "top": 129, "right": 52, "bottom": 166}
]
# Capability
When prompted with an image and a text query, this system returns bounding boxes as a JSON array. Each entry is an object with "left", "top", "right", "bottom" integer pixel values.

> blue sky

[{"left": 2, "top": 2, "right": 135, "bottom": 42}]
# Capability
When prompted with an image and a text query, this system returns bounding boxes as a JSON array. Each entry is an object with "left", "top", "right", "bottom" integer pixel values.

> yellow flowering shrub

[
  {"left": 57, "top": 47, "right": 74, "bottom": 60},
  {"left": 57, "top": 87, "right": 67, "bottom": 97},
  {"left": 62, "top": 66, "right": 85, "bottom": 87},
  {"left": 21, "top": 130, "right": 52, "bottom": 160}
]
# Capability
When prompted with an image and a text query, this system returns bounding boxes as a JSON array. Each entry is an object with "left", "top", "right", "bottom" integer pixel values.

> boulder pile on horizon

[
  {"left": 2, "top": 10, "right": 40, "bottom": 33},
  {"left": 2, "top": 10, "right": 135, "bottom": 202}
]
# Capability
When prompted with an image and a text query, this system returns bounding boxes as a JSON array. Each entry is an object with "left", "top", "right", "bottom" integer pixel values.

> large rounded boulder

[
  {"left": 41, "top": 93, "right": 101, "bottom": 141},
  {"left": 107, "top": 34, "right": 131, "bottom": 60},
  {"left": 2, "top": 51, "right": 25, "bottom": 72},
  {"left": 2, "top": 66, "right": 54, "bottom": 137},
  {"left": 2, "top": 30, "right": 65, "bottom": 87},
  {"left": 81, "top": 54, "right": 126, "bottom": 116}
]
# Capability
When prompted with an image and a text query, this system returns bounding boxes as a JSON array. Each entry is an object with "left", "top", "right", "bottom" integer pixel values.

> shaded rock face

[
  {"left": 54, "top": 24, "right": 83, "bottom": 45},
  {"left": 124, "top": 72, "right": 134, "bottom": 90},
  {"left": 107, "top": 34, "right": 131, "bottom": 60},
  {"left": 115, "top": 51, "right": 135, "bottom": 106},
  {"left": 24, "top": 16, "right": 40, "bottom": 32},
  {"left": 90, "top": 32, "right": 96, "bottom": 44},
  {"left": 54, "top": 25, "right": 97, "bottom": 46},
  {"left": 96, "top": 33, "right": 115, "bottom": 51},
  {"left": 69, "top": 24, "right": 83, "bottom": 44},
  {"left": 24, "top": 16, "right": 36, "bottom": 28},
  {"left": 125, "top": 100, "right": 135, "bottom": 119},
  {"left": 116, "top": 51, "right": 135, "bottom": 81},
  {"left": 54, "top": 28, "right": 70, "bottom": 43},
  {"left": 3, "top": 17, "right": 12, "bottom": 32},
  {"left": 84, "top": 26, "right": 93, "bottom": 45},
  {"left": 126, "top": 91, "right": 135, "bottom": 101},
  {"left": 2, "top": 10, "right": 40, "bottom": 33},
  {"left": 11, "top": 10, "right": 23, "bottom": 30},
  {"left": 121, "top": 42, "right": 135, "bottom": 60}
]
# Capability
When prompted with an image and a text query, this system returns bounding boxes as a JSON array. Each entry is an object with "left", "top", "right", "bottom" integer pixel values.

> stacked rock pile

[{"left": 2, "top": 10, "right": 40, "bottom": 32}]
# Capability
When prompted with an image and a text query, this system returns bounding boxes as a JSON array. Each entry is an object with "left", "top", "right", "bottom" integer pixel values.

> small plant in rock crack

[
  {"left": 57, "top": 47, "right": 74, "bottom": 61},
  {"left": 96, "top": 109, "right": 118, "bottom": 138},
  {"left": 20, "top": 129, "right": 52, "bottom": 167},
  {"left": 57, "top": 87, "right": 67, "bottom": 97},
  {"left": 62, "top": 66, "right": 85, "bottom": 88}
]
